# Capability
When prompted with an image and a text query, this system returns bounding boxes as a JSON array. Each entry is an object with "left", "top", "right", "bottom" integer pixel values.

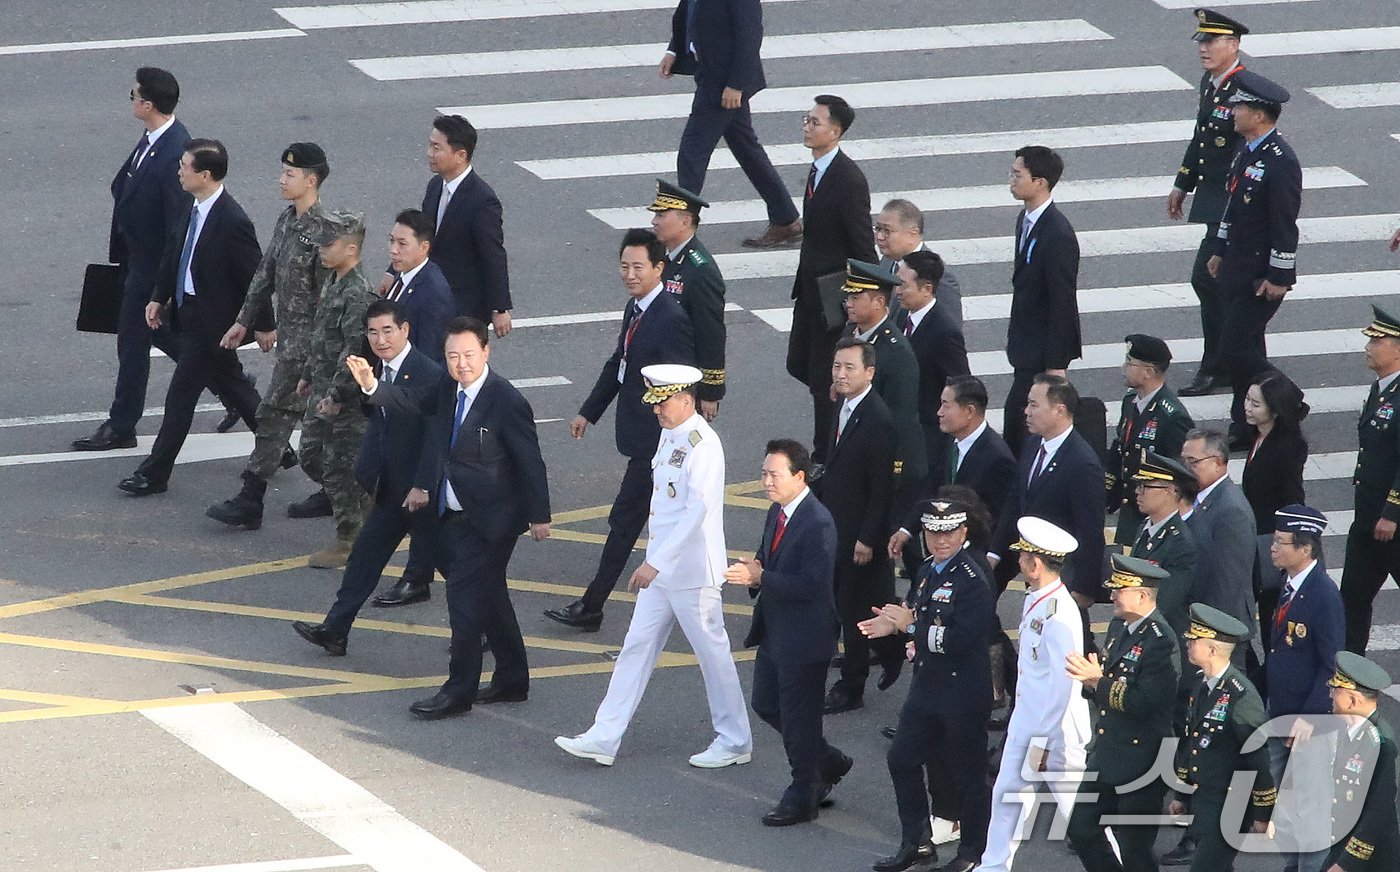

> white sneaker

[
  {"left": 688, "top": 744, "right": 752, "bottom": 769},
  {"left": 930, "top": 817, "right": 960, "bottom": 845},
  {"left": 555, "top": 735, "right": 615, "bottom": 766}
]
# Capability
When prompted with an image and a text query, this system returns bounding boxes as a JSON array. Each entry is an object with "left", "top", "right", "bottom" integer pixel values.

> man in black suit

[
  {"left": 1004, "top": 145, "right": 1081, "bottom": 457},
  {"left": 348, "top": 317, "right": 552, "bottom": 719},
  {"left": 416, "top": 115, "right": 511, "bottom": 334},
  {"left": 661, "top": 0, "right": 801, "bottom": 248},
  {"left": 118, "top": 139, "right": 262, "bottom": 496},
  {"left": 817, "top": 338, "right": 900, "bottom": 714},
  {"left": 785, "top": 95, "right": 877, "bottom": 463},
  {"left": 292, "top": 300, "right": 446, "bottom": 654},
  {"left": 893, "top": 250, "right": 970, "bottom": 474},
  {"left": 546, "top": 229, "right": 696, "bottom": 631},
  {"left": 725, "top": 439, "right": 850, "bottom": 826},
  {"left": 877, "top": 199, "right": 962, "bottom": 327},
  {"left": 383, "top": 209, "right": 454, "bottom": 366},
  {"left": 989, "top": 374, "right": 1105, "bottom": 608},
  {"left": 76, "top": 67, "right": 196, "bottom": 451}
]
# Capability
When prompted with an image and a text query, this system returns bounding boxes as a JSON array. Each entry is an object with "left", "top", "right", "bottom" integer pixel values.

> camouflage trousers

[
  {"left": 246, "top": 356, "right": 309, "bottom": 479},
  {"left": 299, "top": 405, "right": 371, "bottom": 542}
]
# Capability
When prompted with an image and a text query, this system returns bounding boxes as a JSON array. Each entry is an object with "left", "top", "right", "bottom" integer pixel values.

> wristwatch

[{"left": 904, "top": 622, "right": 917, "bottom": 635}]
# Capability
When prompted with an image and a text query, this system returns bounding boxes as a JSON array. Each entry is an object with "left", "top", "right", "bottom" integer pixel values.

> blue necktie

[
  {"left": 686, "top": 0, "right": 699, "bottom": 57},
  {"left": 439, "top": 389, "right": 467, "bottom": 516},
  {"left": 176, "top": 205, "right": 200, "bottom": 306}
]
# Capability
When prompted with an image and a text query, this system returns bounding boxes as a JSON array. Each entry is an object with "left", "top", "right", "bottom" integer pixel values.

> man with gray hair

[
  {"left": 1178, "top": 429, "right": 1256, "bottom": 645},
  {"left": 876, "top": 198, "right": 961, "bottom": 327}
]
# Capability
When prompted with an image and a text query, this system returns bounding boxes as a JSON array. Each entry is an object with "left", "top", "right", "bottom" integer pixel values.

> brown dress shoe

[{"left": 742, "top": 219, "right": 803, "bottom": 248}]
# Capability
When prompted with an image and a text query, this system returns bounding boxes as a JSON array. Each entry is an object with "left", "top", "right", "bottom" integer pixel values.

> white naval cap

[
  {"left": 1010, "top": 516, "right": 1079, "bottom": 558},
  {"left": 641, "top": 364, "right": 703, "bottom": 404}
]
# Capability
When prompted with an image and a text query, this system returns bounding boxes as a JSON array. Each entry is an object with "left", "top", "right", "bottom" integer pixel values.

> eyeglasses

[
  {"left": 1133, "top": 483, "right": 1172, "bottom": 492},
  {"left": 801, "top": 116, "right": 827, "bottom": 127},
  {"left": 129, "top": 89, "right": 149, "bottom": 104},
  {"left": 1270, "top": 535, "right": 1297, "bottom": 549},
  {"left": 873, "top": 224, "right": 895, "bottom": 236},
  {"left": 1179, "top": 455, "right": 1216, "bottom": 467}
]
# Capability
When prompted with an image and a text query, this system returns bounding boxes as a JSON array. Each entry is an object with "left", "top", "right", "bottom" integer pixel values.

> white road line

[
  {"left": 141, "top": 856, "right": 361, "bottom": 872},
  {"left": 512, "top": 301, "right": 741, "bottom": 330},
  {"left": 352, "top": 19, "right": 1109, "bottom": 80},
  {"left": 1309, "top": 82, "right": 1400, "bottom": 109},
  {"left": 443, "top": 65, "right": 1193, "bottom": 129},
  {"left": 1154, "top": 0, "right": 1320, "bottom": 7},
  {"left": 0, "top": 29, "right": 304, "bottom": 56},
  {"left": 0, "top": 432, "right": 256, "bottom": 469},
  {"left": 1247, "top": 26, "right": 1400, "bottom": 57},
  {"left": 716, "top": 213, "right": 1400, "bottom": 279},
  {"left": 518, "top": 120, "right": 1195, "bottom": 180},
  {"left": 1227, "top": 450, "right": 1356, "bottom": 483},
  {"left": 276, "top": 0, "right": 812, "bottom": 29},
  {"left": 0, "top": 402, "right": 223, "bottom": 429},
  {"left": 143, "top": 703, "right": 484, "bottom": 872},
  {"left": 509, "top": 376, "right": 571, "bottom": 388},
  {"left": 587, "top": 167, "right": 1364, "bottom": 229},
  {"left": 1175, "top": 384, "right": 1370, "bottom": 422}
]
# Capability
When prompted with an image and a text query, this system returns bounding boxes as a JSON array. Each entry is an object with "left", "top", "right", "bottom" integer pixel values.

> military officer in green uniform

[
  {"left": 1324, "top": 651, "right": 1400, "bottom": 872},
  {"left": 1342, "top": 306, "right": 1400, "bottom": 653},
  {"left": 842, "top": 259, "right": 926, "bottom": 500},
  {"left": 1130, "top": 451, "right": 1200, "bottom": 637},
  {"left": 207, "top": 142, "right": 330, "bottom": 530},
  {"left": 1109, "top": 334, "right": 1195, "bottom": 543},
  {"left": 647, "top": 179, "right": 728, "bottom": 419},
  {"left": 1066, "top": 554, "right": 1182, "bottom": 872},
  {"left": 296, "top": 211, "right": 378, "bottom": 568},
  {"left": 1171, "top": 9, "right": 1248, "bottom": 398},
  {"left": 1165, "top": 604, "right": 1274, "bottom": 870}
]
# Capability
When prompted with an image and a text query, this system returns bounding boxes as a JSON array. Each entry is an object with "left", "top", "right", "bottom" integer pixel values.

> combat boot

[
  {"left": 307, "top": 537, "right": 354, "bottom": 569},
  {"left": 205, "top": 472, "right": 267, "bottom": 530}
]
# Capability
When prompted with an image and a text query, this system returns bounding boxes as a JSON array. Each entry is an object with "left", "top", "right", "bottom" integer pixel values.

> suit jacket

[
  {"left": 387, "top": 261, "right": 454, "bottom": 365},
  {"left": 354, "top": 345, "right": 444, "bottom": 504},
  {"left": 791, "top": 149, "right": 876, "bottom": 314},
  {"left": 1241, "top": 429, "right": 1307, "bottom": 534},
  {"left": 579, "top": 289, "right": 695, "bottom": 459},
  {"left": 815, "top": 390, "right": 896, "bottom": 558},
  {"left": 905, "top": 423, "right": 1018, "bottom": 531},
  {"left": 423, "top": 170, "right": 510, "bottom": 320},
  {"left": 370, "top": 368, "right": 551, "bottom": 543},
  {"left": 666, "top": 0, "right": 766, "bottom": 100},
  {"left": 879, "top": 250, "right": 964, "bottom": 327},
  {"left": 1189, "top": 477, "right": 1257, "bottom": 637},
  {"left": 109, "top": 119, "right": 192, "bottom": 272},
  {"left": 1006, "top": 202, "right": 1081, "bottom": 371},
  {"left": 152, "top": 191, "right": 262, "bottom": 341},
  {"left": 893, "top": 302, "right": 970, "bottom": 462},
  {"left": 991, "top": 429, "right": 1106, "bottom": 597},
  {"left": 743, "top": 493, "right": 841, "bottom": 664},
  {"left": 1261, "top": 559, "right": 1344, "bottom": 718},
  {"left": 1090, "top": 610, "right": 1181, "bottom": 786}
]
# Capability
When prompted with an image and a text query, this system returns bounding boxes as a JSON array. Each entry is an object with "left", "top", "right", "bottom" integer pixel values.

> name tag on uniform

[{"left": 668, "top": 448, "right": 687, "bottom": 467}]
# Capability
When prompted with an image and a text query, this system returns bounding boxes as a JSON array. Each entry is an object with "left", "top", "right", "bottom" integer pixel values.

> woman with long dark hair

[{"left": 1242, "top": 370, "right": 1309, "bottom": 637}]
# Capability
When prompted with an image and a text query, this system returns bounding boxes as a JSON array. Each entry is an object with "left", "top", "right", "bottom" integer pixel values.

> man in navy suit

[
  {"left": 661, "top": 0, "right": 801, "bottom": 248},
  {"left": 416, "top": 115, "right": 511, "bottom": 334},
  {"left": 892, "top": 250, "right": 970, "bottom": 473},
  {"left": 546, "top": 229, "right": 696, "bottom": 631},
  {"left": 293, "top": 300, "right": 446, "bottom": 654},
  {"left": 1004, "top": 145, "right": 1081, "bottom": 458},
  {"left": 348, "top": 316, "right": 552, "bottom": 719},
  {"left": 989, "top": 374, "right": 1105, "bottom": 608},
  {"left": 382, "top": 209, "right": 454, "bottom": 366},
  {"left": 75, "top": 67, "right": 195, "bottom": 451},
  {"left": 726, "top": 439, "right": 850, "bottom": 826},
  {"left": 118, "top": 139, "right": 263, "bottom": 496},
  {"left": 877, "top": 198, "right": 963, "bottom": 328}
]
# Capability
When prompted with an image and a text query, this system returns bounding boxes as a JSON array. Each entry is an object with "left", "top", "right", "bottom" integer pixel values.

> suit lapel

[
  {"left": 829, "top": 396, "right": 865, "bottom": 461},
  {"left": 192, "top": 195, "right": 225, "bottom": 265}
]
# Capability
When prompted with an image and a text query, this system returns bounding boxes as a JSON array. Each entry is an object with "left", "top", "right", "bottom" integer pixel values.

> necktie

[
  {"left": 1135, "top": 525, "right": 1151, "bottom": 553},
  {"left": 440, "top": 389, "right": 468, "bottom": 516},
  {"left": 837, "top": 402, "right": 851, "bottom": 442},
  {"left": 947, "top": 440, "right": 960, "bottom": 483},
  {"left": 806, "top": 163, "right": 818, "bottom": 198},
  {"left": 771, "top": 509, "right": 788, "bottom": 553},
  {"left": 624, "top": 304, "right": 644, "bottom": 351},
  {"left": 1029, "top": 444, "right": 1048, "bottom": 484},
  {"left": 903, "top": 317, "right": 915, "bottom": 337},
  {"left": 383, "top": 365, "right": 395, "bottom": 384},
  {"left": 685, "top": 0, "right": 699, "bottom": 58},
  {"left": 436, "top": 183, "right": 453, "bottom": 228},
  {"left": 1018, "top": 213, "right": 1029, "bottom": 253},
  {"left": 176, "top": 204, "right": 200, "bottom": 305},
  {"left": 132, "top": 133, "right": 151, "bottom": 170},
  {"left": 1276, "top": 582, "right": 1295, "bottom": 628},
  {"left": 386, "top": 277, "right": 404, "bottom": 302}
]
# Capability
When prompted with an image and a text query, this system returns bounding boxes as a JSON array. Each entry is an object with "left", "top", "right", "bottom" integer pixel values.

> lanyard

[{"left": 1027, "top": 581, "right": 1063, "bottom": 617}]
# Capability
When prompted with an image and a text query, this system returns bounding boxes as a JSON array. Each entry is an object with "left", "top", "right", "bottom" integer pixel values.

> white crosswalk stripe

[
  {"left": 1309, "top": 82, "right": 1400, "bottom": 109},
  {"left": 1153, "top": 0, "right": 1320, "bottom": 7},
  {"left": 442, "top": 66, "right": 1193, "bottom": 129},
  {"left": 353, "top": 19, "right": 1110, "bottom": 80},
  {"left": 1246, "top": 26, "right": 1400, "bottom": 57},
  {"left": 275, "top": 0, "right": 814, "bottom": 29},
  {"left": 587, "top": 167, "right": 1365, "bottom": 229}
]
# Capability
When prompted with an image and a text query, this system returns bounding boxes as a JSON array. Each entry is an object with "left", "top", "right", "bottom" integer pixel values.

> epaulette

[
  {"left": 1227, "top": 676, "right": 1246, "bottom": 693},
  {"left": 1149, "top": 621, "right": 1165, "bottom": 638},
  {"left": 688, "top": 429, "right": 703, "bottom": 446},
  {"left": 1369, "top": 723, "right": 1382, "bottom": 743},
  {"left": 954, "top": 560, "right": 978, "bottom": 580},
  {"left": 687, "top": 248, "right": 708, "bottom": 267},
  {"left": 1269, "top": 144, "right": 1283, "bottom": 156},
  {"left": 1159, "top": 397, "right": 1178, "bottom": 414}
]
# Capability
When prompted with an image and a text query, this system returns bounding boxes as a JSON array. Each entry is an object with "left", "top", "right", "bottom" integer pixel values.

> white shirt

[
  {"left": 779, "top": 486, "right": 810, "bottom": 526},
  {"left": 837, "top": 384, "right": 872, "bottom": 438},
  {"left": 380, "top": 341, "right": 413, "bottom": 383},
  {"left": 667, "top": 235, "right": 696, "bottom": 262},
  {"left": 136, "top": 116, "right": 176, "bottom": 169},
  {"left": 953, "top": 420, "right": 988, "bottom": 475},
  {"left": 618, "top": 284, "right": 664, "bottom": 383},
  {"left": 443, "top": 365, "right": 491, "bottom": 512},
  {"left": 1284, "top": 559, "right": 1318, "bottom": 594},
  {"left": 436, "top": 165, "right": 471, "bottom": 226},
  {"left": 811, "top": 145, "right": 840, "bottom": 191},
  {"left": 1194, "top": 474, "right": 1227, "bottom": 508},
  {"left": 392, "top": 260, "right": 427, "bottom": 299},
  {"left": 904, "top": 297, "right": 937, "bottom": 333},
  {"left": 1140, "top": 511, "right": 1175, "bottom": 542},
  {"left": 1019, "top": 196, "right": 1053, "bottom": 250},
  {"left": 1377, "top": 371, "right": 1400, "bottom": 394},
  {"left": 852, "top": 316, "right": 885, "bottom": 342},
  {"left": 1030, "top": 425, "right": 1072, "bottom": 481},
  {"left": 1133, "top": 385, "right": 1162, "bottom": 415},
  {"left": 182, "top": 185, "right": 224, "bottom": 297}
]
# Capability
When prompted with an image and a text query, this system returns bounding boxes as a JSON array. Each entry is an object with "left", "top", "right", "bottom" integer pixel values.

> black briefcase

[
  {"left": 77, "top": 263, "right": 121, "bottom": 334},
  {"left": 815, "top": 270, "right": 848, "bottom": 330}
]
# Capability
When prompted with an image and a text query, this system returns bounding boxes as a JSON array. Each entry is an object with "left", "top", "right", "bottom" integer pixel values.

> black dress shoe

[
  {"left": 877, "top": 658, "right": 904, "bottom": 691},
  {"left": 873, "top": 841, "right": 936, "bottom": 872},
  {"left": 475, "top": 683, "right": 528, "bottom": 704},
  {"left": 543, "top": 600, "right": 604, "bottom": 631},
  {"left": 409, "top": 691, "right": 472, "bottom": 720},
  {"left": 880, "top": 725, "right": 898, "bottom": 740},
  {"left": 762, "top": 802, "right": 818, "bottom": 827},
  {"left": 292, "top": 620, "right": 347, "bottom": 656},
  {"left": 933, "top": 859, "right": 975, "bottom": 872},
  {"left": 287, "top": 489, "right": 333, "bottom": 518},
  {"left": 216, "top": 374, "right": 256, "bottom": 432},
  {"left": 372, "top": 579, "right": 431, "bottom": 607},
  {"left": 821, "top": 750, "right": 854, "bottom": 786},
  {"left": 118, "top": 472, "right": 167, "bottom": 497},
  {"left": 823, "top": 686, "right": 864, "bottom": 714},
  {"left": 1160, "top": 834, "right": 1197, "bottom": 866},
  {"left": 73, "top": 422, "right": 137, "bottom": 452},
  {"left": 829, "top": 653, "right": 845, "bottom": 669}
]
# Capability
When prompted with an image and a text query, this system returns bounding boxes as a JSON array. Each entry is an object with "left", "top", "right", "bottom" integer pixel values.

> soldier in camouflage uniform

[
  {"left": 207, "top": 143, "right": 329, "bottom": 530},
  {"left": 297, "top": 211, "right": 378, "bottom": 568}
]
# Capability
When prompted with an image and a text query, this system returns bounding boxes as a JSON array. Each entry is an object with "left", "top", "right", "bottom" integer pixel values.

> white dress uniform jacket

[{"left": 647, "top": 412, "right": 727, "bottom": 588}]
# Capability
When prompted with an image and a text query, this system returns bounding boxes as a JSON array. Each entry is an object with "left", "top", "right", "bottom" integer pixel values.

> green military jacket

[
  {"left": 237, "top": 201, "right": 329, "bottom": 361},
  {"left": 861, "top": 315, "right": 926, "bottom": 482},
  {"left": 1354, "top": 377, "right": 1400, "bottom": 526},
  {"left": 1173, "top": 665, "right": 1275, "bottom": 825},
  {"left": 301, "top": 264, "right": 376, "bottom": 405},
  {"left": 1130, "top": 513, "right": 1198, "bottom": 637},
  {"left": 1174, "top": 65, "right": 1245, "bottom": 224},
  {"left": 663, "top": 235, "right": 727, "bottom": 403},
  {"left": 1089, "top": 609, "right": 1182, "bottom": 786},
  {"left": 1109, "top": 386, "right": 1194, "bottom": 543}
]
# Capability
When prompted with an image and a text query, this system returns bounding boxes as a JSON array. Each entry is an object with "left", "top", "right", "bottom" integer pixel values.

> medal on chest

[
  {"left": 668, "top": 447, "right": 687, "bottom": 468},
  {"left": 1206, "top": 693, "right": 1230, "bottom": 722},
  {"left": 1346, "top": 755, "right": 1366, "bottom": 774},
  {"left": 1378, "top": 403, "right": 1394, "bottom": 422},
  {"left": 664, "top": 278, "right": 684, "bottom": 295},
  {"left": 1138, "top": 419, "right": 1158, "bottom": 442},
  {"left": 931, "top": 583, "right": 953, "bottom": 603},
  {"left": 1123, "top": 644, "right": 1143, "bottom": 664},
  {"left": 1244, "top": 162, "right": 1265, "bottom": 182}
]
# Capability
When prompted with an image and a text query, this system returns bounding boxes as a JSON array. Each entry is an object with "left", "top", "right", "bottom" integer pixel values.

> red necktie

[
  {"left": 806, "top": 163, "right": 817, "bottom": 198},
  {"left": 624, "top": 305, "right": 644, "bottom": 351},
  {"left": 904, "top": 318, "right": 915, "bottom": 337},
  {"left": 386, "top": 277, "right": 404, "bottom": 301},
  {"left": 771, "top": 510, "right": 788, "bottom": 553},
  {"left": 1030, "top": 444, "right": 1048, "bottom": 483}
]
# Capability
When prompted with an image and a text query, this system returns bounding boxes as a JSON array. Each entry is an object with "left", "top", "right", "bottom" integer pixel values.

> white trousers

[
  {"left": 581, "top": 584, "right": 752, "bottom": 758},
  {"left": 976, "top": 736, "right": 1087, "bottom": 872}
]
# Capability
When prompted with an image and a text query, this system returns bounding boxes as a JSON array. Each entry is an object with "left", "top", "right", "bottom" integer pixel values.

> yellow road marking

[
  {"left": 724, "top": 495, "right": 770, "bottom": 510},
  {"left": 0, "top": 689, "right": 109, "bottom": 707}
]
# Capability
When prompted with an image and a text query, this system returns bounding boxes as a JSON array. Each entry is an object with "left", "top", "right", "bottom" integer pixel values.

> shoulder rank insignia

[
  {"left": 298, "top": 234, "right": 314, "bottom": 245},
  {"left": 1046, "top": 598, "right": 1058, "bottom": 617},
  {"left": 688, "top": 429, "right": 702, "bottom": 447},
  {"left": 687, "top": 248, "right": 707, "bottom": 266},
  {"left": 1149, "top": 622, "right": 1164, "bottom": 637}
]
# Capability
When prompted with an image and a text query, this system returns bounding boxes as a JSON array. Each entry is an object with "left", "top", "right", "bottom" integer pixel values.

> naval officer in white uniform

[
  {"left": 977, "top": 517, "right": 1092, "bottom": 872},
  {"left": 555, "top": 364, "right": 752, "bottom": 767}
]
